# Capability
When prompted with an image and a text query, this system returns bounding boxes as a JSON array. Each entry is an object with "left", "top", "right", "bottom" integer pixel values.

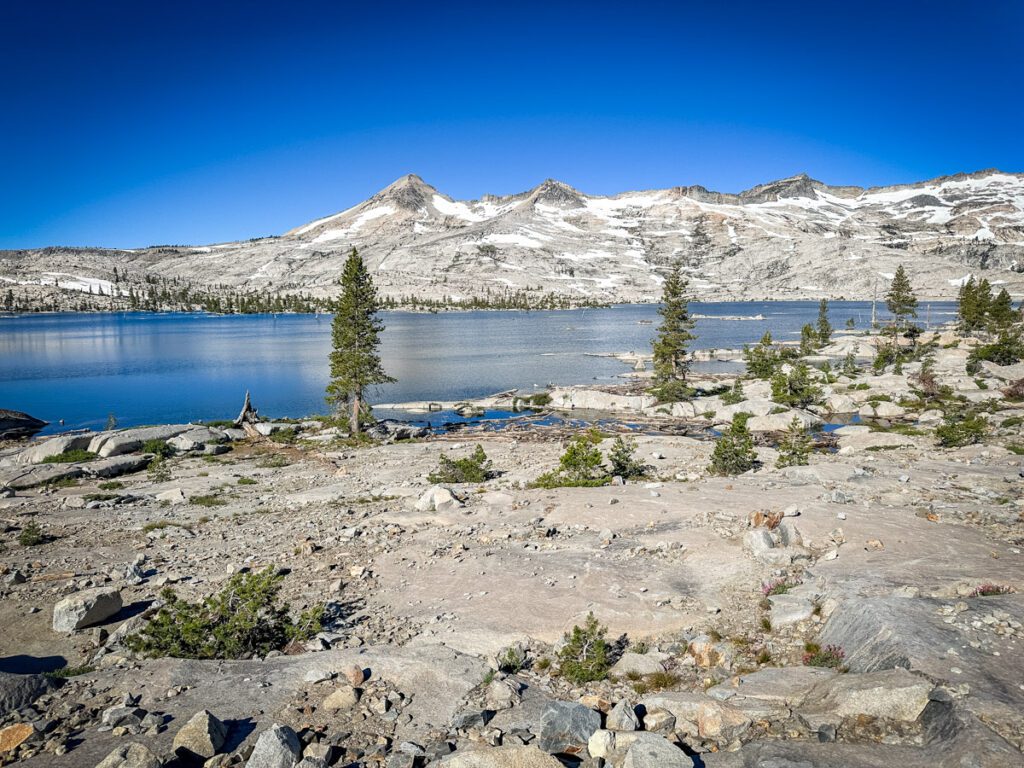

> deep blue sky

[{"left": 2, "top": 1, "right": 1022, "bottom": 249}]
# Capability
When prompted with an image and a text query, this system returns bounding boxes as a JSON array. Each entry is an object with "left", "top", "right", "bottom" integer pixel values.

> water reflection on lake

[{"left": 0, "top": 302, "right": 956, "bottom": 432}]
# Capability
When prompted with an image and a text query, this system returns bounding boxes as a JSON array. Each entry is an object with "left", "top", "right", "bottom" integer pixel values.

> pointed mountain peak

[
  {"left": 739, "top": 173, "right": 823, "bottom": 203},
  {"left": 525, "top": 178, "right": 584, "bottom": 208},
  {"left": 371, "top": 174, "right": 438, "bottom": 211}
]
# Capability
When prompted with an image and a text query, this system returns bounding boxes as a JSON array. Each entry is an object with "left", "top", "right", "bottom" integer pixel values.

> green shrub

[
  {"left": 427, "top": 445, "right": 494, "bottom": 484},
  {"left": 268, "top": 428, "right": 299, "bottom": 444},
  {"left": 98, "top": 481, "right": 124, "bottom": 491},
  {"left": 527, "top": 392, "right": 552, "bottom": 407},
  {"left": 936, "top": 409, "right": 988, "bottom": 447},
  {"left": 496, "top": 645, "right": 527, "bottom": 673},
  {"left": 770, "top": 363, "right": 822, "bottom": 408},
  {"left": 966, "top": 329, "right": 1023, "bottom": 374},
  {"left": 743, "top": 332, "right": 780, "bottom": 379},
  {"left": 125, "top": 567, "right": 322, "bottom": 659},
  {"left": 709, "top": 413, "right": 757, "bottom": 476},
  {"left": 237, "top": 476, "right": 257, "bottom": 485},
  {"left": 41, "top": 449, "right": 96, "bottom": 464},
  {"left": 191, "top": 494, "right": 226, "bottom": 507},
  {"left": 802, "top": 643, "right": 846, "bottom": 670},
  {"left": 607, "top": 436, "right": 651, "bottom": 480},
  {"left": 842, "top": 352, "right": 858, "bottom": 377},
  {"left": 799, "top": 323, "right": 819, "bottom": 355},
  {"left": 148, "top": 455, "right": 172, "bottom": 482},
  {"left": 44, "top": 664, "right": 96, "bottom": 679},
  {"left": 720, "top": 380, "right": 745, "bottom": 405},
  {"left": 532, "top": 435, "right": 609, "bottom": 488},
  {"left": 18, "top": 520, "right": 45, "bottom": 546},
  {"left": 558, "top": 612, "right": 610, "bottom": 683},
  {"left": 142, "top": 439, "right": 173, "bottom": 458},
  {"left": 776, "top": 417, "right": 812, "bottom": 467}
]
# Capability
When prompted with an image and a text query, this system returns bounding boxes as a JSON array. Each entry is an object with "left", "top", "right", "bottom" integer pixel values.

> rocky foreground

[{"left": 1, "top": 332, "right": 1023, "bottom": 767}]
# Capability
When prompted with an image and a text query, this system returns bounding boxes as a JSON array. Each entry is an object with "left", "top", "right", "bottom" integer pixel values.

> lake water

[{"left": 0, "top": 302, "right": 956, "bottom": 433}]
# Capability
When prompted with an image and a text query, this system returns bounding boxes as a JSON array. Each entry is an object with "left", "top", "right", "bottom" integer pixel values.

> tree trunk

[{"left": 350, "top": 392, "right": 361, "bottom": 435}]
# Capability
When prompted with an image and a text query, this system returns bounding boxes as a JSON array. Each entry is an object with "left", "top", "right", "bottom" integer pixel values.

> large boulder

[
  {"left": 622, "top": 736, "right": 690, "bottom": 767},
  {"left": 707, "top": 667, "right": 837, "bottom": 710},
  {"left": 796, "top": 669, "right": 933, "bottom": 731},
  {"left": 0, "top": 409, "right": 47, "bottom": 440},
  {"left": 439, "top": 746, "right": 563, "bottom": 767},
  {"left": 610, "top": 652, "right": 668, "bottom": 677},
  {"left": 85, "top": 454, "right": 152, "bottom": 479},
  {"left": 551, "top": 388, "right": 655, "bottom": 413},
  {"left": 537, "top": 701, "right": 601, "bottom": 755},
  {"left": 246, "top": 724, "right": 302, "bottom": 768},
  {"left": 89, "top": 425, "right": 192, "bottom": 458},
  {"left": 0, "top": 463, "right": 84, "bottom": 490},
  {"left": 16, "top": 433, "right": 93, "bottom": 464},
  {"left": 173, "top": 709, "right": 228, "bottom": 759},
  {"left": 52, "top": 587, "right": 122, "bottom": 632},
  {"left": 415, "top": 485, "right": 463, "bottom": 513},
  {"left": 641, "top": 692, "right": 751, "bottom": 747},
  {"left": 747, "top": 409, "right": 820, "bottom": 433},
  {"left": 0, "top": 671, "right": 52, "bottom": 717},
  {"left": 95, "top": 743, "right": 162, "bottom": 768}
]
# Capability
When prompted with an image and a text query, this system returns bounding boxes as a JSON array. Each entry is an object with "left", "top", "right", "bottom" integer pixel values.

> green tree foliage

[
  {"left": 842, "top": 352, "right": 858, "bottom": 377},
  {"left": 125, "top": 567, "right": 322, "bottom": 659},
  {"left": 650, "top": 261, "right": 696, "bottom": 402},
  {"left": 799, "top": 323, "right": 818, "bottom": 355},
  {"left": 885, "top": 265, "right": 918, "bottom": 331},
  {"left": 709, "top": 413, "right": 757, "bottom": 476},
  {"left": 816, "top": 299, "right": 833, "bottom": 346},
  {"left": 18, "top": 520, "right": 45, "bottom": 546},
  {"left": 987, "top": 288, "right": 1018, "bottom": 332},
  {"left": 770, "top": 363, "right": 822, "bottom": 408},
  {"left": 558, "top": 613, "right": 611, "bottom": 683},
  {"left": 935, "top": 408, "right": 988, "bottom": 448},
  {"left": 327, "top": 249, "right": 394, "bottom": 434},
  {"left": 743, "top": 332, "right": 781, "bottom": 379},
  {"left": 427, "top": 445, "right": 494, "bottom": 484},
  {"left": 720, "top": 379, "right": 745, "bottom": 405},
  {"left": 607, "top": 436, "right": 651, "bottom": 479},
  {"left": 776, "top": 417, "right": 812, "bottom": 468},
  {"left": 957, "top": 277, "right": 990, "bottom": 334},
  {"left": 533, "top": 433, "right": 609, "bottom": 488},
  {"left": 966, "top": 327, "right": 1024, "bottom": 373}
]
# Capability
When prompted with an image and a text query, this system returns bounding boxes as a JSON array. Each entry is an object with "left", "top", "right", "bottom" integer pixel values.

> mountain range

[{"left": 3, "top": 169, "right": 1024, "bottom": 306}]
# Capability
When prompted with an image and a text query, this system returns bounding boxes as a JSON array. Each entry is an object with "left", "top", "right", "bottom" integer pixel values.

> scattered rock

[
  {"left": 173, "top": 709, "right": 227, "bottom": 759},
  {"left": 52, "top": 586, "right": 122, "bottom": 632}
]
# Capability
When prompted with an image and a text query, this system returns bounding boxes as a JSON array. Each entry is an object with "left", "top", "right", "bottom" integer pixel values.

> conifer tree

[
  {"left": 326, "top": 249, "right": 394, "bottom": 434},
  {"left": 987, "top": 287, "right": 1015, "bottom": 331},
  {"left": 885, "top": 265, "right": 917, "bottom": 331},
  {"left": 650, "top": 261, "right": 696, "bottom": 402},
  {"left": 816, "top": 299, "right": 832, "bottom": 346}
]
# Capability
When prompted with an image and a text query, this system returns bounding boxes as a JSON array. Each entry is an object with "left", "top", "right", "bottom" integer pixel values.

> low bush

[
  {"left": 935, "top": 409, "right": 988, "bottom": 447},
  {"left": 18, "top": 520, "right": 45, "bottom": 546},
  {"left": 496, "top": 645, "right": 527, "bottom": 673},
  {"left": 720, "top": 380, "right": 745, "bottom": 405},
  {"left": 527, "top": 392, "right": 552, "bottom": 407},
  {"left": 558, "top": 612, "right": 610, "bottom": 683},
  {"left": 42, "top": 449, "right": 96, "bottom": 464},
  {"left": 743, "top": 332, "right": 781, "bottom": 379},
  {"left": 966, "top": 329, "right": 1024, "bottom": 374},
  {"left": 803, "top": 643, "right": 846, "bottom": 670},
  {"left": 98, "top": 481, "right": 124, "bottom": 491},
  {"left": 125, "top": 567, "right": 322, "bottom": 659},
  {"left": 532, "top": 434, "right": 609, "bottom": 488},
  {"left": 762, "top": 577, "right": 801, "bottom": 596},
  {"left": 237, "top": 476, "right": 257, "bottom": 485},
  {"left": 428, "top": 445, "right": 495, "bottom": 484},
  {"left": 142, "top": 439, "right": 173, "bottom": 458},
  {"left": 607, "top": 436, "right": 651, "bottom": 480},
  {"left": 191, "top": 494, "right": 226, "bottom": 507}
]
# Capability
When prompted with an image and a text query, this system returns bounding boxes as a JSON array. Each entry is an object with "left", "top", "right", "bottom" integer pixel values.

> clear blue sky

[{"left": 2, "top": 1, "right": 1021, "bottom": 249}]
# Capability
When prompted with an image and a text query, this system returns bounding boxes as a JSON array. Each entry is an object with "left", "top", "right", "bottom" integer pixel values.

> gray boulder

[
  {"left": 0, "top": 463, "right": 84, "bottom": 490},
  {"left": 797, "top": 669, "right": 933, "bottom": 731},
  {"left": 16, "top": 433, "right": 92, "bottom": 464},
  {"left": 89, "top": 424, "right": 192, "bottom": 457},
  {"left": 0, "top": 671, "right": 52, "bottom": 717},
  {"left": 606, "top": 698, "right": 639, "bottom": 731},
  {"left": 52, "top": 586, "right": 122, "bottom": 632},
  {"left": 622, "top": 736, "right": 690, "bottom": 768},
  {"left": 0, "top": 409, "right": 46, "bottom": 440},
  {"left": 247, "top": 724, "right": 302, "bottom": 768},
  {"left": 439, "top": 746, "right": 563, "bottom": 766},
  {"left": 95, "top": 743, "right": 162, "bottom": 768},
  {"left": 538, "top": 701, "right": 601, "bottom": 755},
  {"left": 173, "top": 709, "right": 227, "bottom": 759},
  {"left": 86, "top": 454, "right": 152, "bottom": 479}
]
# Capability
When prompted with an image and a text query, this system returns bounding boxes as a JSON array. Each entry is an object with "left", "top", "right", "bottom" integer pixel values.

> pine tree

[
  {"left": 326, "top": 249, "right": 394, "bottom": 434},
  {"left": 650, "top": 261, "right": 696, "bottom": 402},
  {"left": 799, "top": 323, "right": 818, "bottom": 355},
  {"left": 958, "top": 277, "right": 979, "bottom": 333},
  {"left": 777, "top": 417, "right": 812, "bottom": 468},
  {"left": 709, "top": 412, "right": 757, "bottom": 476},
  {"left": 987, "top": 288, "right": 1015, "bottom": 331},
  {"left": 885, "top": 265, "right": 917, "bottom": 331},
  {"left": 816, "top": 299, "right": 832, "bottom": 346}
]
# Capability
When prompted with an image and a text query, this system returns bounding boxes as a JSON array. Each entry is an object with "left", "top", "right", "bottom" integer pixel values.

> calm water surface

[{"left": 0, "top": 302, "right": 956, "bottom": 433}]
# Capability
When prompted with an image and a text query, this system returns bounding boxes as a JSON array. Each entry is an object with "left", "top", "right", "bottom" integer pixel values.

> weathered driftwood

[{"left": 234, "top": 391, "right": 260, "bottom": 426}]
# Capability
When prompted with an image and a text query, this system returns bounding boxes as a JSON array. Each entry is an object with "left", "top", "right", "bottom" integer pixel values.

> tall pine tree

[
  {"left": 816, "top": 298, "right": 832, "bottom": 346},
  {"left": 650, "top": 261, "right": 696, "bottom": 402},
  {"left": 326, "top": 249, "right": 394, "bottom": 434},
  {"left": 885, "top": 265, "right": 917, "bottom": 331}
]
